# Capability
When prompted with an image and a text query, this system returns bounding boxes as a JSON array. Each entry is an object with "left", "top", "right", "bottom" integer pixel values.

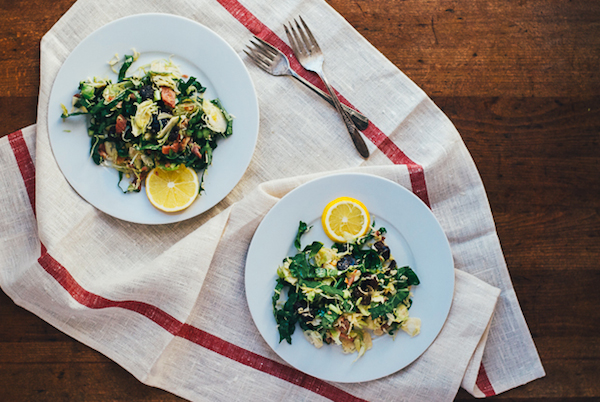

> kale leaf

[
  {"left": 118, "top": 54, "right": 134, "bottom": 81},
  {"left": 396, "top": 266, "right": 420, "bottom": 286},
  {"left": 273, "top": 284, "right": 300, "bottom": 344},
  {"left": 368, "top": 289, "right": 410, "bottom": 319},
  {"left": 294, "top": 221, "right": 310, "bottom": 250}
]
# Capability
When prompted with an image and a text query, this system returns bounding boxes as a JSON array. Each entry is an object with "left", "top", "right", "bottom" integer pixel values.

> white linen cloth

[{"left": 0, "top": 0, "right": 545, "bottom": 400}]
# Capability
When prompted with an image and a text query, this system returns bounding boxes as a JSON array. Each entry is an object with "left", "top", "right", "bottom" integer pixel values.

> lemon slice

[
  {"left": 322, "top": 197, "right": 370, "bottom": 242},
  {"left": 145, "top": 165, "right": 200, "bottom": 212}
]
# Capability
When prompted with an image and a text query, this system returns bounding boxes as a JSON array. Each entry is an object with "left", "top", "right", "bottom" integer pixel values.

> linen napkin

[{"left": 0, "top": 0, "right": 545, "bottom": 400}]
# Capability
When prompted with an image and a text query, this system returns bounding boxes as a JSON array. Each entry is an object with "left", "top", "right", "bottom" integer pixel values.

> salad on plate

[
  {"left": 61, "top": 51, "right": 233, "bottom": 194},
  {"left": 273, "top": 221, "right": 421, "bottom": 359}
]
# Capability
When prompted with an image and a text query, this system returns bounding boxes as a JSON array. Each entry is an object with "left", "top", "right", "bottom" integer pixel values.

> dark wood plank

[
  {"left": 0, "top": 97, "right": 39, "bottom": 136},
  {"left": 328, "top": 0, "right": 600, "bottom": 97},
  {"left": 0, "top": 362, "right": 185, "bottom": 401},
  {"left": 0, "top": 0, "right": 76, "bottom": 137},
  {"left": 436, "top": 96, "right": 600, "bottom": 209}
]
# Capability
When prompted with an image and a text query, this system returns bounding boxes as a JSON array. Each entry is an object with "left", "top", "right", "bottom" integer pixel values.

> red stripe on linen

[
  {"left": 216, "top": 0, "right": 431, "bottom": 207},
  {"left": 36, "top": 247, "right": 365, "bottom": 402},
  {"left": 8, "top": 130, "right": 36, "bottom": 214},
  {"left": 177, "top": 324, "right": 367, "bottom": 402},
  {"left": 37, "top": 248, "right": 184, "bottom": 334},
  {"left": 476, "top": 362, "right": 496, "bottom": 397}
]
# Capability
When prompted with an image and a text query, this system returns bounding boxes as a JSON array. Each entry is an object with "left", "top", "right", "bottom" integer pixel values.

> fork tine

[
  {"left": 250, "top": 38, "right": 277, "bottom": 60},
  {"left": 252, "top": 36, "right": 279, "bottom": 57},
  {"left": 243, "top": 47, "right": 271, "bottom": 71},
  {"left": 299, "top": 16, "right": 320, "bottom": 52},
  {"left": 248, "top": 38, "right": 281, "bottom": 64},
  {"left": 249, "top": 40, "right": 277, "bottom": 62},
  {"left": 283, "top": 24, "right": 297, "bottom": 54},
  {"left": 243, "top": 48, "right": 262, "bottom": 66},
  {"left": 285, "top": 22, "right": 306, "bottom": 56},
  {"left": 294, "top": 18, "right": 313, "bottom": 54}
]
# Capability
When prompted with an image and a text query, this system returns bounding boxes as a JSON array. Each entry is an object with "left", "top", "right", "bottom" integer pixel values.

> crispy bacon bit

[
  {"left": 172, "top": 141, "right": 182, "bottom": 153},
  {"left": 191, "top": 143, "right": 202, "bottom": 159},
  {"left": 335, "top": 317, "right": 351, "bottom": 334},
  {"left": 345, "top": 270, "right": 361, "bottom": 288},
  {"left": 161, "top": 140, "right": 183, "bottom": 155},
  {"left": 98, "top": 142, "right": 108, "bottom": 159},
  {"left": 115, "top": 115, "right": 127, "bottom": 134},
  {"left": 160, "top": 86, "right": 177, "bottom": 109}
]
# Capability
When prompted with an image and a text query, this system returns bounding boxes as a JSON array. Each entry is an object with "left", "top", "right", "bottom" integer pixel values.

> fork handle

[
  {"left": 318, "top": 73, "right": 370, "bottom": 158},
  {"left": 289, "top": 73, "right": 369, "bottom": 131}
]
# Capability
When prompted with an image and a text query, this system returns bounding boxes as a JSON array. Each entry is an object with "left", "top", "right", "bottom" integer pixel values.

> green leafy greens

[
  {"left": 272, "top": 221, "right": 421, "bottom": 358},
  {"left": 61, "top": 53, "right": 233, "bottom": 193}
]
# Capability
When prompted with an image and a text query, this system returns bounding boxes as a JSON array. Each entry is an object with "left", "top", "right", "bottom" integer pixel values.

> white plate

[
  {"left": 47, "top": 13, "right": 259, "bottom": 224},
  {"left": 245, "top": 173, "right": 454, "bottom": 383}
]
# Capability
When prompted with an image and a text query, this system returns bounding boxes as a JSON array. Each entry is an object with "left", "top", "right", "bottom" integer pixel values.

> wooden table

[{"left": 1, "top": 1, "right": 598, "bottom": 400}]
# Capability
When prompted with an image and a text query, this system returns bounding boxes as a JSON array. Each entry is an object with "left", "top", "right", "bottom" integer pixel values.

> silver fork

[
  {"left": 244, "top": 36, "right": 369, "bottom": 131},
  {"left": 285, "top": 16, "right": 370, "bottom": 158}
]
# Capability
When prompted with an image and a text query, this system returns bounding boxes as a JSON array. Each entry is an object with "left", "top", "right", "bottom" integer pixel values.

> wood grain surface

[{"left": 1, "top": 0, "right": 599, "bottom": 400}]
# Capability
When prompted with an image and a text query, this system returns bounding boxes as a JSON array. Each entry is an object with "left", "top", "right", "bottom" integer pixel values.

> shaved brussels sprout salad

[
  {"left": 273, "top": 222, "right": 421, "bottom": 359},
  {"left": 61, "top": 52, "right": 233, "bottom": 193}
]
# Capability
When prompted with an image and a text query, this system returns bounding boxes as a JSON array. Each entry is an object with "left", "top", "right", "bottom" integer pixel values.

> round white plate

[
  {"left": 47, "top": 13, "right": 259, "bottom": 224},
  {"left": 245, "top": 173, "right": 455, "bottom": 383}
]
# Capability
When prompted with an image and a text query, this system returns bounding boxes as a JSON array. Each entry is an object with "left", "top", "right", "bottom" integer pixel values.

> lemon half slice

[
  {"left": 322, "top": 197, "right": 370, "bottom": 242},
  {"left": 145, "top": 165, "right": 200, "bottom": 212}
]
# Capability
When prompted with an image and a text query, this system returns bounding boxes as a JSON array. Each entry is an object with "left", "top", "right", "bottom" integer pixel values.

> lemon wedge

[
  {"left": 145, "top": 165, "right": 199, "bottom": 212},
  {"left": 321, "top": 197, "right": 370, "bottom": 242}
]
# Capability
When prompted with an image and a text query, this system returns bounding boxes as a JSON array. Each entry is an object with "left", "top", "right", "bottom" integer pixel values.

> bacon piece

[
  {"left": 191, "top": 143, "right": 203, "bottom": 159},
  {"left": 161, "top": 140, "right": 183, "bottom": 155},
  {"left": 115, "top": 114, "right": 127, "bottom": 134},
  {"left": 160, "top": 86, "right": 177, "bottom": 109}
]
